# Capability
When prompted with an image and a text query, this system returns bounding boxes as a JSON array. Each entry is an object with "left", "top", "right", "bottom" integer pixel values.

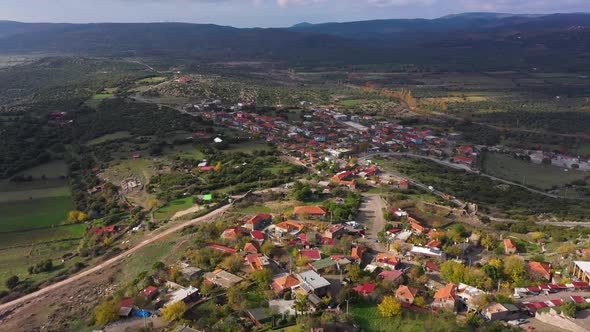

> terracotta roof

[
  {"left": 434, "top": 283, "right": 457, "bottom": 301},
  {"left": 376, "top": 253, "right": 400, "bottom": 266},
  {"left": 276, "top": 221, "right": 305, "bottom": 232},
  {"left": 250, "top": 230, "right": 265, "bottom": 241},
  {"left": 396, "top": 285, "right": 418, "bottom": 300},
  {"left": 426, "top": 240, "right": 442, "bottom": 248},
  {"left": 244, "top": 242, "right": 259, "bottom": 252},
  {"left": 294, "top": 206, "right": 327, "bottom": 216},
  {"left": 141, "top": 286, "right": 159, "bottom": 297},
  {"left": 207, "top": 243, "right": 237, "bottom": 254},
  {"left": 427, "top": 229, "right": 445, "bottom": 239},
  {"left": 246, "top": 214, "right": 272, "bottom": 226},
  {"left": 351, "top": 245, "right": 367, "bottom": 261},
  {"left": 272, "top": 274, "right": 300, "bottom": 292},
  {"left": 504, "top": 239, "right": 517, "bottom": 250},
  {"left": 528, "top": 261, "right": 552, "bottom": 279}
]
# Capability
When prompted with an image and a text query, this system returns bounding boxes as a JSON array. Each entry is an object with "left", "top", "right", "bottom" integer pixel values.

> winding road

[{"left": 0, "top": 202, "right": 234, "bottom": 314}]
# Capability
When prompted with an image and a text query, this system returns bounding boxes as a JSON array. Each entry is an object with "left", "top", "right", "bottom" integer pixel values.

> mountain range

[{"left": 1, "top": 13, "right": 590, "bottom": 70}]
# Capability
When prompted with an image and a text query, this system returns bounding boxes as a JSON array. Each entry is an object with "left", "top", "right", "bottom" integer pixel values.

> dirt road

[
  {"left": 0, "top": 203, "right": 233, "bottom": 314},
  {"left": 357, "top": 194, "right": 387, "bottom": 251}
]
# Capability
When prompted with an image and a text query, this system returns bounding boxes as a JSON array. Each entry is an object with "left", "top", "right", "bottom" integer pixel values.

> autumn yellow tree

[
  {"left": 161, "top": 301, "right": 187, "bottom": 322},
  {"left": 95, "top": 299, "right": 119, "bottom": 325},
  {"left": 378, "top": 296, "right": 402, "bottom": 318},
  {"left": 67, "top": 210, "right": 87, "bottom": 223}
]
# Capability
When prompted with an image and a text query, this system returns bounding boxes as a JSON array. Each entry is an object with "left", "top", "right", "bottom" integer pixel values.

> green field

[
  {"left": 0, "top": 196, "right": 73, "bottom": 231},
  {"left": 0, "top": 180, "right": 70, "bottom": 203},
  {"left": 17, "top": 160, "right": 68, "bottom": 179},
  {"left": 154, "top": 196, "right": 196, "bottom": 220},
  {"left": 225, "top": 141, "right": 272, "bottom": 154},
  {"left": 482, "top": 152, "right": 588, "bottom": 190},
  {"left": 0, "top": 224, "right": 85, "bottom": 248},
  {"left": 92, "top": 93, "right": 114, "bottom": 100},
  {"left": 137, "top": 76, "right": 167, "bottom": 84},
  {"left": 87, "top": 131, "right": 132, "bottom": 145},
  {"left": 574, "top": 143, "right": 590, "bottom": 156},
  {"left": 339, "top": 99, "right": 368, "bottom": 107}
]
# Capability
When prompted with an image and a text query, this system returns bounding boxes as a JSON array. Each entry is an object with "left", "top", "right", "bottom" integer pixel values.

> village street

[{"left": 357, "top": 193, "right": 387, "bottom": 252}]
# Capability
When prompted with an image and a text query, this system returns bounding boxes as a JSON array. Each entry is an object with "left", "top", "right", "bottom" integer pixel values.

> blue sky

[{"left": 1, "top": 0, "right": 589, "bottom": 27}]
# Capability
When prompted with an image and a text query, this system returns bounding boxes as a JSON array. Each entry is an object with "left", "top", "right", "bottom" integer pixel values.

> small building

[
  {"left": 410, "top": 246, "right": 445, "bottom": 260},
  {"left": 247, "top": 307, "right": 272, "bottom": 327},
  {"left": 204, "top": 269, "right": 244, "bottom": 288},
  {"left": 272, "top": 274, "right": 301, "bottom": 293},
  {"left": 351, "top": 244, "right": 367, "bottom": 261},
  {"left": 300, "top": 249, "right": 322, "bottom": 261},
  {"left": 482, "top": 303, "right": 520, "bottom": 321},
  {"left": 165, "top": 286, "right": 199, "bottom": 307},
  {"left": 179, "top": 262, "right": 203, "bottom": 280},
  {"left": 294, "top": 206, "right": 328, "bottom": 220},
  {"left": 140, "top": 286, "right": 159, "bottom": 299},
  {"left": 457, "top": 283, "right": 485, "bottom": 312},
  {"left": 275, "top": 221, "right": 305, "bottom": 235},
  {"left": 528, "top": 261, "right": 552, "bottom": 281},
  {"left": 324, "top": 224, "right": 346, "bottom": 239},
  {"left": 245, "top": 254, "right": 271, "bottom": 270},
  {"left": 379, "top": 270, "right": 404, "bottom": 283},
  {"left": 244, "top": 214, "right": 272, "bottom": 231},
  {"left": 353, "top": 283, "right": 377, "bottom": 296},
  {"left": 244, "top": 242, "right": 260, "bottom": 253},
  {"left": 376, "top": 253, "right": 400, "bottom": 270},
  {"left": 432, "top": 283, "right": 457, "bottom": 310},
  {"left": 296, "top": 270, "right": 331, "bottom": 296},
  {"left": 504, "top": 239, "right": 517, "bottom": 255},
  {"left": 396, "top": 285, "right": 418, "bottom": 304}
]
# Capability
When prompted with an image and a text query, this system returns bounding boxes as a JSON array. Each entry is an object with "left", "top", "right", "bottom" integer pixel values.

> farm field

[
  {"left": 154, "top": 196, "right": 197, "bottom": 220},
  {"left": 0, "top": 180, "right": 70, "bottom": 202},
  {"left": 0, "top": 224, "right": 85, "bottom": 248},
  {"left": 0, "top": 196, "right": 73, "bottom": 231},
  {"left": 87, "top": 131, "right": 132, "bottom": 145},
  {"left": 16, "top": 160, "right": 68, "bottom": 179},
  {"left": 482, "top": 152, "right": 588, "bottom": 190}
]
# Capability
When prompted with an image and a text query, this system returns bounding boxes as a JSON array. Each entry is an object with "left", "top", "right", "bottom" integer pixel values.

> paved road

[
  {"left": 364, "top": 152, "right": 590, "bottom": 201},
  {"left": 0, "top": 203, "right": 234, "bottom": 314}
]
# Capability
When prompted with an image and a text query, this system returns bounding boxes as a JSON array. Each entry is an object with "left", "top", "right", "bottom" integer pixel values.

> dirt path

[
  {"left": 171, "top": 204, "right": 202, "bottom": 220},
  {"left": 0, "top": 203, "right": 233, "bottom": 315},
  {"left": 357, "top": 194, "right": 387, "bottom": 251}
]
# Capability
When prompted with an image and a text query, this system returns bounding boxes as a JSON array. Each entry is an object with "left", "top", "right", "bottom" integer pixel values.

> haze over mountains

[{"left": 1, "top": 13, "right": 590, "bottom": 70}]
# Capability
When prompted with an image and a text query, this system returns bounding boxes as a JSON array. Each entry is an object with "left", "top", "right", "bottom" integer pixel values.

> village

[{"left": 85, "top": 97, "right": 590, "bottom": 332}]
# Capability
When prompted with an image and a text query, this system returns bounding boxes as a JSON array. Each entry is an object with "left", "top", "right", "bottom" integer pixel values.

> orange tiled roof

[
  {"left": 276, "top": 221, "right": 305, "bottom": 232},
  {"left": 396, "top": 285, "right": 418, "bottom": 300},
  {"left": 504, "top": 239, "right": 517, "bottom": 250},
  {"left": 294, "top": 206, "right": 327, "bottom": 215},
  {"left": 434, "top": 283, "right": 457, "bottom": 301},
  {"left": 528, "top": 261, "right": 552, "bottom": 278}
]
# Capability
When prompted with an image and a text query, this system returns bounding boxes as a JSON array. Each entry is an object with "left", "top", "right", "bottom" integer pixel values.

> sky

[{"left": 1, "top": 0, "right": 589, "bottom": 27}]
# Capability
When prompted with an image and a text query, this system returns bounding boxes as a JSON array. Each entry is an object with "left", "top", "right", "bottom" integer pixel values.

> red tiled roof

[
  {"left": 353, "top": 283, "right": 376, "bottom": 295},
  {"left": 434, "top": 283, "right": 457, "bottom": 301},
  {"left": 250, "top": 230, "right": 265, "bottom": 241},
  {"left": 120, "top": 297, "right": 135, "bottom": 308},
  {"left": 272, "top": 274, "right": 300, "bottom": 292},
  {"left": 572, "top": 296, "right": 585, "bottom": 303},
  {"left": 528, "top": 261, "right": 552, "bottom": 279},
  {"left": 300, "top": 249, "right": 322, "bottom": 261},
  {"left": 244, "top": 242, "right": 259, "bottom": 252},
  {"left": 396, "top": 285, "right": 418, "bottom": 301},
  {"left": 379, "top": 270, "right": 403, "bottom": 281},
  {"left": 426, "top": 261, "right": 439, "bottom": 271},
  {"left": 141, "top": 286, "right": 159, "bottom": 297},
  {"left": 504, "top": 239, "right": 517, "bottom": 250},
  {"left": 451, "top": 156, "right": 473, "bottom": 162},
  {"left": 426, "top": 240, "right": 442, "bottom": 248}
]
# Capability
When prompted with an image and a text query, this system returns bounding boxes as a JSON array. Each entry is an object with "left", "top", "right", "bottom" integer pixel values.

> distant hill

[{"left": 1, "top": 13, "right": 590, "bottom": 71}]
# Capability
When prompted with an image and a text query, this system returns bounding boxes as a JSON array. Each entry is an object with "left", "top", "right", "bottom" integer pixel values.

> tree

[
  {"left": 414, "top": 296, "right": 427, "bottom": 308},
  {"left": 152, "top": 261, "right": 165, "bottom": 270},
  {"left": 95, "top": 299, "right": 119, "bottom": 325},
  {"left": 531, "top": 232, "right": 545, "bottom": 244},
  {"left": 557, "top": 243, "right": 576, "bottom": 257},
  {"left": 562, "top": 301, "right": 578, "bottom": 318},
  {"left": 5, "top": 275, "right": 19, "bottom": 289},
  {"left": 260, "top": 241, "right": 275, "bottom": 256},
  {"left": 161, "top": 301, "right": 187, "bottom": 322},
  {"left": 348, "top": 264, "right": 363, "bottom": 282},
  {"left": 378, "top": 296, "right": 402, "bottom": 318},
  {"left": 220, "top": 254, "right": 244, "bottom": 274},
  {"left": 503, "top": 256, "right": 527, "bottom": 283},
  {"left": 67, "top": 210, "right": 87, "bottom": 223},
  {"left": 250, "top": 268, "right": 272, "bottom": 290},
  {"left": 440, "top": 260, "right": 466, "bottom": 284}
]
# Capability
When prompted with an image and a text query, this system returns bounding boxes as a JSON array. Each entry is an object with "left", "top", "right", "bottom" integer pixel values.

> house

[
  {"left": 250, "top": 230, "right": 265, "bottom": 242},
  {"left": 204, "top": 269, "right": 244, "bottom": 288},
  {"left": 379, "top": 270, "right": 404, "bottom": 283},
  {"left": 396, "top": 285, "right": 418, "bottom": 304},
  {"left": 432, "top": 283, "right": 457, "bottom": 310},
  {"left": 376, "top": 253, "right": 400, "bottom": 270},
  {"left": 244, "top": 242, "right": 260, "bottom": 253},
  {"left": 482, "top": 303, "right": 520, "bottom": 321},
  {"left": 272, "top": 274, "right": 301, "bottom": 293},
  {"left": 324, "top": 224, "right": 346, "bottom": 239},
  {"left": 179, "top": 262, "right": 202, "bottom": 280},
  {"left": 425, "top": 261, "right": 439, "bottom": 272},
  {"left": 269, "top": 299, "right": 297, "bottom": 316},
  {"left": 457, "top": 283, "right": 485, "bottom": 312},
  {"left": 451, "top": 156, "right": 474, "bottom": 166},
  {"left": 528, "top": 261, "right": 552, "bottom": 281},
  {"left": 456, "top": 145, "right": 474, "bottom": 156},
  {"left": 351, "top": 244, "right": 367, "bottom": 261},
  {"left": 247, "top": 307, "right": 272, "bottom": 327},
  {"left": 398, "top": 180, "right": 410, "bottom": 190},
  {"left": 427, "top": 229, "right": 445, "bottom": 240},
  {"left": 140, "top": 285, "right": 159, "bottom": 299},
  {"left": 296, "top": 270, "right": 331, "bottom": 296},
  {"left": 409, "top": 218, "right": 428, "bottom": 234},
  {"left": 572, "top": 261, "right": 590, "bottom": 282},
  {"left": 300, "top": 249, "right": 322, "bottom": 261},
  {"left": 353, "top": 283, "right": 377, "bottom": 296},
  {"left": 276, "top": 221, "right": 305, "bottom": 235},
  {"left": 426, "top": 240, "right": 442, "bottom": 249},
  {"left": 410, "top": 246, "right": 445, "bottom": 260},
  {"left": 244, "top": 214, "right": 272, "bottom": 231},
  {"left": 294, "top": 206, "right": 328, "bottom": 219},
  {"left": 245, "top": 254, "right": 271, "bottom": 270},
  {"left": 309, "top": 257, "right": 350, "bottom": 273},
  {"left": 504, "top": 239, "right": 517, "bottom": 255},
  {"left": 207, "top": 243, "right": 238, "bottom": 254},
  {"left": 165, "top": 286, "right": 199, "bottom": 306}
]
